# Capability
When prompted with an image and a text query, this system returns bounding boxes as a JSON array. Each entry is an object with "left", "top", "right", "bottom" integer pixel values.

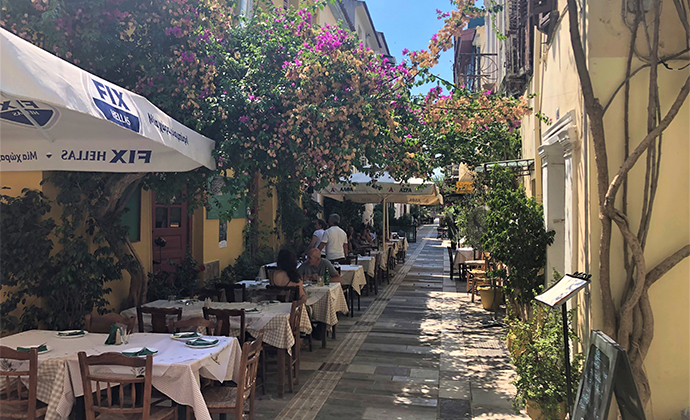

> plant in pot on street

[{"left": 507, "top": 304, "right": 583, "bottom": 420}]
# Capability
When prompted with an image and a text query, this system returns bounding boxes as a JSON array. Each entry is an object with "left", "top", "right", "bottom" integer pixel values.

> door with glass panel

[{"left": 152, "top": 192, "right": 189, "bottom": 273}]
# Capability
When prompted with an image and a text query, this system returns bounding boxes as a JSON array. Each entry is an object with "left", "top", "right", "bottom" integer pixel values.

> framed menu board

[{"left": 572, "top": 331, "right": 646, "bottom": 420}]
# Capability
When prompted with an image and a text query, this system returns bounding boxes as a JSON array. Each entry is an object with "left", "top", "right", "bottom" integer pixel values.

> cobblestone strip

[{"left": 275, "top": 229, "right": 432, "bottom": 420}]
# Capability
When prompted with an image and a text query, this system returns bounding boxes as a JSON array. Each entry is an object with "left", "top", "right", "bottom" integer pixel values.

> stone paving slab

[{"left": 252, "top": 226, "right": 526, "bottom": 420}]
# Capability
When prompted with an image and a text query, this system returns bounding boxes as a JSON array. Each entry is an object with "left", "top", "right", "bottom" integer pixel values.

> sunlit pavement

[{"left": 252, "top": 224, "right": 527, "bottom": 420}]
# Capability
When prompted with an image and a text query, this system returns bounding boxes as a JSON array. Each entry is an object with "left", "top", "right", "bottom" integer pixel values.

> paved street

[{"left": 253, "top": 224, "right": 527, "bottom": 420}]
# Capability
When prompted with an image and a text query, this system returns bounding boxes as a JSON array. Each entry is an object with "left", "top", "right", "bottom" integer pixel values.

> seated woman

[{"left": 272, "top": 249, "right": 306, "bottom": 301}]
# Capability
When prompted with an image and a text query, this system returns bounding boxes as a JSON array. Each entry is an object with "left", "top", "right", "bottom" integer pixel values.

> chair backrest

[
  {"left": 0, "top": 346, "right": 39, "bottom": 419},
  {"left": 78, "top": 352, "right": 153, "bottom": 420},
  {"left": 264, "top": 285, "right": 299, "bottom": 302},
  {"left": 373, "top": 252, "right": 383, "bottom": 279},
  {"left": 202, "top": 307, "right": 245, "bottom": 346},
  {"left": 195, "top": 288, "right": 224, "bottom": 302},
  {"left": 170, "top": 316, "right": 219, "bottom": 335},
  {"left": 215, "top": 283, "right": 247, "bottom": 303},
  {"left": 136, "top": 306, "right": 182, "bottom": 333},
  {"left": 85, "top": 313, "right": 136, "bottom": 334},
  {"left": 289, "top": 298, "right": 305, "bottom": 339},
  {"left": 235, "top": 332, "right": 263, "bottom": 412}
]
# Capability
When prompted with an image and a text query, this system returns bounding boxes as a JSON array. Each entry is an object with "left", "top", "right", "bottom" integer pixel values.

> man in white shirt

[{"left": 318, "top": 214, "right": 349, "bottom": 263}]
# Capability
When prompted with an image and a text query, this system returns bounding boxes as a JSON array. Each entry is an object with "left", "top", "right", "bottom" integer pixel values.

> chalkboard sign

[{"left": 572, "top": 331, "right": 646, "bottom": 420}]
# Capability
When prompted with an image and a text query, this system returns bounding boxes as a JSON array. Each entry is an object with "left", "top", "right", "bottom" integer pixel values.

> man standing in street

[{"left": 318, "top": 213, "right": 349, "bottom": 264}]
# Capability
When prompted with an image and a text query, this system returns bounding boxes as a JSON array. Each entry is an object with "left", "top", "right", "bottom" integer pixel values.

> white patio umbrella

[
  {"left": 0, "top": 28, "right": 215, "bottom": 172},
  {"left": 319, "top": 171, "right": 443, "bottom": 242}
]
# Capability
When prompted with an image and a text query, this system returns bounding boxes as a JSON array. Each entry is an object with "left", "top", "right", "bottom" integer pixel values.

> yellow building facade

[{"left": 484, "top": 0, "right": 689, "bottom": 417}]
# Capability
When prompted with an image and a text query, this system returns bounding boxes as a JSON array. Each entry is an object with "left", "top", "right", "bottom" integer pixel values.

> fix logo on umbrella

[
  {"left": 0, "top": 96, "right": 59, "bottom": 129},
  {"left": 89, "top": 78, "right": 141, "bottom": 134}
]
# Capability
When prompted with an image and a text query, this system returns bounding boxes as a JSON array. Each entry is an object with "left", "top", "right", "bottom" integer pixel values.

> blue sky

[{"left": 365, "top": 0, "right": 462, "bottom": 95}]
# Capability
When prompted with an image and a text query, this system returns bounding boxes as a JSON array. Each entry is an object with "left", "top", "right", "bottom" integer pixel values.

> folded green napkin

[
  {"left": 17, "top": 344, "right": 47, "bottom": 352},
  {"left": 245, "top": 308, "right": 259, "bottom": 313},
  {"left": 122, "top": 347, "right": 156, "bottom": 357},
  {"left": 58, "top": 330, "right": 85, "bottom": 337},
  {"left": 269, "top": 300, "right": 280, "bottom": 304},
  {"left": 104, "top": 324, "right": 119, "bottom": 345},
  {"left": 174, "top": 332, "right": 200, "bottom": 339},
  {"left": 186, "top": 338, "right": 219, "bottom": 346}
]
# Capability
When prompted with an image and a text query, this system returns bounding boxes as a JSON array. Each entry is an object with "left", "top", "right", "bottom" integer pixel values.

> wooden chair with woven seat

[
  {"left": 202, "top": 308, "right": 245, "bottom": 347},
  {"left": 287, "top": 298, "right": 305, "bottom": 391},
  {"left": 84, "top": 313, "right": 136, "bottom": 334},
  {"left": 0, "top": 347, "right": 46, "bottom": 420},
  {"left": 136, "top": 306, "right": 182, "bottom": 333},
  {"left": 199, "top": 332, "right": 263, "bottom": 420},
  {"left": 215, "top": 283, "right": 247, "bottom": 303},
  {"left": 169, "top": 317, "right": 220, "bottom": 336},
  {"left": 77, "top": 351, "right": 177, "bottom": 420},
  {"left": 262, "top": 285, "right": 299, "bottom": 303}
]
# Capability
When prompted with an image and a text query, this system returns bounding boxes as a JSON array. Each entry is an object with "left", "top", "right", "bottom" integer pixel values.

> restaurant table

[
  {"left": 357, "top": 256, "right": 376, "bottom": 278},
  {"left": 454, "top": 247, "right": 475, "bottom": 268},
  {"left": 338, "top": 265, "right": 367, "bottom": 295},
  {"left": 0, "top": 329, "right": 241, "bottom": 420},
  {"left": 121, "top": 300, "right": 312, "bottom": 350}
]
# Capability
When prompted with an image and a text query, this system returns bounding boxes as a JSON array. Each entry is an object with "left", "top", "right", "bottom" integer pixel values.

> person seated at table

[
  {"left": 273, "top": 249, "right": 306, "bottom": 300},
  {"left": 298, "top": 248, "right": 342, "bottom": 283},
  {"left": 349, "top": 231, "right": 364, "bottom": 253},
  {"left": 361, "top": 226, "right": 376, "bottom": 247}
]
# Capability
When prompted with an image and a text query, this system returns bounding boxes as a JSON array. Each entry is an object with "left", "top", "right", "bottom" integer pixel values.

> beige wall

[{"left": 521, "top": 0, "right": 690, "bottom": 417}]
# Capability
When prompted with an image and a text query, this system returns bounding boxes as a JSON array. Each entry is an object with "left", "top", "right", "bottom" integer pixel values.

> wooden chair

[
  {"left": 447, "top": 247, "right": 455, "bottom": 282},
  {"left": 262, "top": 285, "right": 299, "bottom": 302},
  {"left": 199, "top": 333, "right": 263, "bottom": 420},
  {"left": 287, "top": 298, "right": 305, "bottom": 391},
  {"left": 202, "top": 308, "right": 245, "bottom": 347},
  {"left": 0, "top": 347, "right": 46, "bottom": 419},
  {"left": 194, "top": 288, "right": 224, "bottom": 302},
  {"left": 136, "top": 306, "right": 182, "bottom": 333},
  {"left": 77, "top": 352, "right": 176, "bottom": 420},
  {"left": 170, "top": 317, "right": 220, "bottom": 336},
  {"left": 84, "top": 313, "right": 136, "bottom": 334},
  {"left": 216, "top": 283, "right": 247, "bottom": 303}
]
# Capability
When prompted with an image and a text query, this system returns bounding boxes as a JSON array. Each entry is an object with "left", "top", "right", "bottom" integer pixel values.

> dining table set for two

[{"left": 0, "top": 327, "right": 241, "bottom": 420}]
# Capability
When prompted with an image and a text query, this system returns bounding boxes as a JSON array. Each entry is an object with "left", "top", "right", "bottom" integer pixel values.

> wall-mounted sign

[{"left": 456, "top": 181, "right": 473, "bottom": 194}]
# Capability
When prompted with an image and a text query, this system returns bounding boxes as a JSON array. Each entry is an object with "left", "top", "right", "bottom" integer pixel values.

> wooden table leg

[{"left": 277, "top": 348, "right": 285, "bottom": 398}]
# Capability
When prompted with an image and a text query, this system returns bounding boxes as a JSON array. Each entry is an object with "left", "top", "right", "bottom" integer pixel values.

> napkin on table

[
  {"left": 186, "top": 338, "right": 219, "bottom": 347},
  {"left": 58, "top": 330, "right": 85, "bottom": 337},
  {"left": 104, "top": 324, "right": 120, "bottom": 345},
  {"left": 17, "top": 344, "right": 47, "bottom": 352},
  {"left": 174, "top": 332, "right": 201, "bottom": 339},
  {"left": 122, "top": 347, "right": 157, "bottom": 357}
]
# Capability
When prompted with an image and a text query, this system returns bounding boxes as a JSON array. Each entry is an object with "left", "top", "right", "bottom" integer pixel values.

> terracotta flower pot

[{"left": 525, "top": 400, "right": 567, "bottom": 420}]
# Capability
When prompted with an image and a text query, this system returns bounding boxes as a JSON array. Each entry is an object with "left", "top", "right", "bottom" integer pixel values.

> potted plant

[
  {"left": 478, "top": 269, "right": 504, "bottom": 311},
  {"left": 507, "top": 304, "right": 583, "bottom": 420}
]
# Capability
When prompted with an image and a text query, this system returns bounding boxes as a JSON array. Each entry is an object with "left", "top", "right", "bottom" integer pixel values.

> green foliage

[
  {"left": 275, "top": 180, "right": 323, "bottom": 251},
  {"left": 230, "top": 247, "right": 276, "bottom": 282},
  {"left": 482, "top": 167, "right": 555, "bottom": 306},
  {"left": 1, "top": 188, "right": 121, "bottom": 332},
  {"left": 146, "top": 252, "right": 203, "bottom": 301},
  {"left": 323, "top": 198, "right": 365, "bottom": 231},
  {"left": 508, "top": 304, "right": 583, "bottom": 417}
]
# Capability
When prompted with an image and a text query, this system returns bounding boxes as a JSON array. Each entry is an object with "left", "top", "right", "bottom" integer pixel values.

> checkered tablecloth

[
  {"left": 121, "top": 300, "right": 311, "bottom": 350},
  {"left": 305, "top": 283, "right": 349, "bottom": 327},
  {"left": 0, "top": 330, "right": 241, "bottom": 420},
  {"left": 338, "top": 265, "right": 367, "bottom": 295}
]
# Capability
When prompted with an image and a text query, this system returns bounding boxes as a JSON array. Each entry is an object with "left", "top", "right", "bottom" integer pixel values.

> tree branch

[
  {"left": 645, "top": 244, "right": 690, "bottom": 288},
  {"left": 605, "top": 74, "right": 690, "bottom": 209}
]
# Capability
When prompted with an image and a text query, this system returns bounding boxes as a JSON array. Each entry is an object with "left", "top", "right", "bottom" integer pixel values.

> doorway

[{"left": 152, "top": 192, "right": 190, "bottom": 273}]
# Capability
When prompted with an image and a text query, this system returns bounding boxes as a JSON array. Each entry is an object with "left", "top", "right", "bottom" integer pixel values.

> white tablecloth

[
  {"left": 0, "top": 330, "right": 241, "bottom": 420},
  {"left": 338, "top": 265, "right": 367, "bottom": 295},
  {"left": 454, "top": 247, "right": 475, "bottom": 268},
  {"left": 121, "top": 300, "right": 311, "bottom": 350},
  {"left": 357, "top": 256, "right": 376, "bottom": 278}
]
